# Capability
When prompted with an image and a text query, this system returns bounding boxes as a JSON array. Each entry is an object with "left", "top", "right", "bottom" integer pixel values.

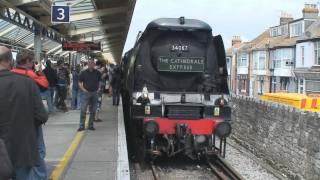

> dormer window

[
  {"left": 290, "top": 22, "right": 303, "bottom": 37},
  {"left": 270, "top": 24, "right": 288, "bottom": 37}
]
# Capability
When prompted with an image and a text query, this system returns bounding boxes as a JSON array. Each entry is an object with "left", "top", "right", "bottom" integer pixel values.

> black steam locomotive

[{"left": 121, "top": 17, "right": 231, "bottom": 160}]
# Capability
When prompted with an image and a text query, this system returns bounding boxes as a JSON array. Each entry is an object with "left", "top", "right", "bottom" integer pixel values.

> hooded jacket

[{"left": 11, "top": 67, "right": 49, "bottom": 92}]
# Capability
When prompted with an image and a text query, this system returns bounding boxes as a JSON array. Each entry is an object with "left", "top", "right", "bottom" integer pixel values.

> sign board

[
  {"left": 51, "top": 5, "right": 70, "bottom": 23},
  {"left": 157, "top": 57, "right": 205, "bottom": 72},
  {"left": 62, "top": 41, "right": 101, "bottom": 51}
]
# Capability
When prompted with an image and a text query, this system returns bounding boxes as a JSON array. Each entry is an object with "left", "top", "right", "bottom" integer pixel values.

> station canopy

[{"left": 0, "top": 0, "right": 136, "bottom": 63}]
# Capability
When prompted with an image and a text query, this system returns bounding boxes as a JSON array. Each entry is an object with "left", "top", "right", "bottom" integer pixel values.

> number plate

[
  {"left": 170, "top": 45, "right": 189, "bottom": 52},
  {"left": 157, "top": 57, "right": 205, "bottom": 72}
]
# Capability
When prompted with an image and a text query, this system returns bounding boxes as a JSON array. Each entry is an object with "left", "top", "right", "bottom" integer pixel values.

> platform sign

[
  {"left": 62, "top": 41, "right": 101, "bottom": 51},
  {"left": 51, "top": 5, "right": 70, "bottom": 23}
]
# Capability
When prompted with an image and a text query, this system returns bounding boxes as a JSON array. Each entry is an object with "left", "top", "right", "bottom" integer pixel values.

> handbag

[{"left": 0, "top": 138, "right": 13, "bottom": 180}]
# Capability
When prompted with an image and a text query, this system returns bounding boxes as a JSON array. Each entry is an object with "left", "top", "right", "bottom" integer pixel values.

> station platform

[{"left": 43, "top": 97, "right": 129, "bottom": 180}]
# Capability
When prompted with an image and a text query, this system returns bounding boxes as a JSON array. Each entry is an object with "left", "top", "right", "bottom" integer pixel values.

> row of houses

[{"left": 226, "top": 3, "right": 320, "bottom": 97}]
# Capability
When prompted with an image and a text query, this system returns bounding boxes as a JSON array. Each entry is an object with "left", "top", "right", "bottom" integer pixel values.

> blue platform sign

[{"left": 51, "top": 5, "right": 70, "bottom": 23}]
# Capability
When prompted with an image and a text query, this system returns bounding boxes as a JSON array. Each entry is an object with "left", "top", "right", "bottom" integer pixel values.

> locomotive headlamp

[
  {"left": 144, "top": 120, "right": 159, "bottom": 137},
  {"left": 215, "top": 122, "right": 231, "bottom": 138}
]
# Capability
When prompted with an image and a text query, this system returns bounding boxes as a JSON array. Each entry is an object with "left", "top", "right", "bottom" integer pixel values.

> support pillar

[{"left": 34, "top": 24, "right": 42, "bottom": 66}]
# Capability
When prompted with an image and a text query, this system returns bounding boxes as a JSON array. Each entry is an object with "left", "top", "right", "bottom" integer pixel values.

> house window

[
  {"left": 271, "top": 28, "right": 277, "bottom": 37},
  {"left": 306, "top": 80, "right": 320, "bottom": 93},
  {"left": 301, "top": 46, "right": 304, "bottom": 66},
  {"left": 280, "top": 77, "right": 289, "bottom": 91},
  {"left": 290, "top": 22, "right": 303, "bottom": 37},
  {"left": 281, "top": 25, "right": 288, "bottom": 35},
  {"left": 226, "top": 57, "right": 231, "bottom": 72},
  {"left": 271, "top": 48, "right": 294, "bottom": 68},
  {"left": 271, "top": 78, "right": 277, "bottom": 92},
  {"left": 240, "top": 79, "right": 247, "bottom": 92},
  {"left": 258, "top": 80, "right": 264, "bottom": 95},
  {"left": 237, "top": 53, "right": 247, "bottom": 67},
  {"left": 299, "top": 79, "right": 304, "bottom": 94},
  {"left": 253, "top": 51, "right": 266, "bottom": 70},
  {"left": 315, "top": 41, "right": 320, "bottom": 65}
]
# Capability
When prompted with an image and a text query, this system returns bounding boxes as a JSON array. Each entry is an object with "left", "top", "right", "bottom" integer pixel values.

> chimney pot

[
  {"left": 279, "top": 12, "right": 293, "bottom": 25},
  {"left": 232, "top": 36, "right": 242, "bottom": 46},
  {"left": 302, "top": 3, "right": 318, "bottom": 18}
]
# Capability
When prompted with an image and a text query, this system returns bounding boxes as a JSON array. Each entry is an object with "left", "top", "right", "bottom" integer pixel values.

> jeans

[
  {"left": 14, "top": 127, "right": 47, "bottom": 180},
  {"left": 97, "top": 90, "right": 103, "bottom": 110},
  {"left": 31, "top": 126, "right": 47, "bottom": 179},
  {"left": 48, "top": 87, "right": 55, "bottom": 103},
  {"left": 112, "top": 88, "right": 120, "bottom": 105},
  {"left": 14, "top": 167, "right": 32, "bottom": 180},
  {"left": 42, "top": 90, "right": 55, "bottom": 113},
  {"left": 56, "top": 85, "right": 67, "bottom": 111},
  {"left": 80, "top": 91, "right": 98, "bottom": 128},
  {"left": 71, "top": 88, "right": 81, "bottom": 109}
]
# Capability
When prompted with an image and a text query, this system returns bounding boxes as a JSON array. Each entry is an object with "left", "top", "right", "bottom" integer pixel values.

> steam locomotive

[{"left": 121, "top": 17, "right": 231, "bottom": 160}]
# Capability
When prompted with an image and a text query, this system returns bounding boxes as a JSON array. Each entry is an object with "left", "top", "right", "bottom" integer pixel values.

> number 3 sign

[{"left": 51, "top": 5, "right": 70, "bottom": 23}]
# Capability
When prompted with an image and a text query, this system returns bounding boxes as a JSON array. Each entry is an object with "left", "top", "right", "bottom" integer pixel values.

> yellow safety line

[{"left": 49, "top": 119, "right": 88, "bottom": 180}]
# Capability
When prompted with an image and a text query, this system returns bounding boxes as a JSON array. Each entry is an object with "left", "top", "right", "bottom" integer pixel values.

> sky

[{"left": 123, "top": 0, "right": 319, "bottom": 53}]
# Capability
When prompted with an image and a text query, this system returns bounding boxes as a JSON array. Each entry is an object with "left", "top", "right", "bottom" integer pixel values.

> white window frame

[
  {"left": 299, "top": 78, "right": 305, "bottom": 94},
  {"left": 306, "top": 80, "right": 320, "bottom": 93},
  {"left": 290, "top": 21, "right": 303, "bottom": 37},
  {"left": 301, "top": 46, "right": 304, "bottom": 66},
  {"left": 315, "top": 41, "right": 320, "bottom": 65},
  {"left": 258, "top": 80, "right": 264, "bottom": 95},
  {"left": 253, "top": 51, "right": 266, "bottom": 70},
  {"left": 237, "top": 53, "right": 247, "bottom": 67},
  {"left": 271, "top": 48, "right": 294, "bottom": 68},
  {"left": 226, "top": 57, "right": 231, "bottom": 73}
]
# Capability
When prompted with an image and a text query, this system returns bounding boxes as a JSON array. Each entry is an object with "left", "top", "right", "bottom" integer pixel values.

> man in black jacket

[
  {"left": 111, "top": 66, "right": 121, "bottom": 106},
  {"left": 43, "top": 60, "right": 57, "bottom": 113},
  {"left": 0, "top": 46, "right": 48, "bottom": 179}
]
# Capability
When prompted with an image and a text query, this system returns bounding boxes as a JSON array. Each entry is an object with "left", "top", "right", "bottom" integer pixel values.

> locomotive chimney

[
  {"left": 279, "top": 12, "right": 293, "bottom": 25},
  {"left": 302, "top": 3, "right": 319, "bottom": 18},
  {"left": 232, "top": 36, "right": 242, "bottom": 46}
]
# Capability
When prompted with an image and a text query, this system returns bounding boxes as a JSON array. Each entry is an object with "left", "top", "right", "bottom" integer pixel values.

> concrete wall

[{"left": 230, "top": 95, "right": 320, "bottom": 180}]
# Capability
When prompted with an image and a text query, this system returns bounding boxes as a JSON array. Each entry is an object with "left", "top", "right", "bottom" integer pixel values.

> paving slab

[
  {"left": 64, "top": 97, "right": 119, "bottom": 180},
  {"left": 43, "top": 110, "right": 80, "bottom": 175}
]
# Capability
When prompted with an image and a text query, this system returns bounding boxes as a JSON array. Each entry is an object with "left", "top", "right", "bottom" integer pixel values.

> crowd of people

[{"left": 0, "top": 46, "right": 122, "bottom": 180}]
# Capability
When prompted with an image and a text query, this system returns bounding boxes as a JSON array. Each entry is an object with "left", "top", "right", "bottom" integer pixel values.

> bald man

[{"left": 0, "top": 46, "right": 48, "bottom": 180}]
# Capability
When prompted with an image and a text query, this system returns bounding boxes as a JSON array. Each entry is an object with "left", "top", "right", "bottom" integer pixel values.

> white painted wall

[
  {"left": 226, "top": 57, "right": 231, "bottom": 75},
  {"left": 237, "top": 67, "right": 248, "bottom": 74},
  {"left": 273, "top": 68, "right": 293, "bottom": 77},
  {"left": 253, "top": 70, "right": 267, "bottom": 75},
  {"left": 296, "top": 41, "right": 315, "bottom": 68}
]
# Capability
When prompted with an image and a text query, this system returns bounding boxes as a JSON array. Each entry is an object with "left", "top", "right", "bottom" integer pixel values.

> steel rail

[
  {"left": 150, "top": 161, "right": 160, "bottom": 180},
  {"left": 206, "top": 154, "right": 244, "bottom": 180}
]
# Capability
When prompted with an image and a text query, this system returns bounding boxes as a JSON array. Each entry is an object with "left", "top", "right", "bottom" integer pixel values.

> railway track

[
  {"left": 131, "top": 154, "right": 244, "bottom": 180},
  {"left": 206, "top": 154, "right": 244, "bottom": 180},
  {"left": 150, "top": 161, "right": 160, "bottom": 180}
]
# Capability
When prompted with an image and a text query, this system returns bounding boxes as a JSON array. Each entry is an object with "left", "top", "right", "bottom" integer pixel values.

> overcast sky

[{"left": 123, "top": 0, "right": 319, "bottom": 53}]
